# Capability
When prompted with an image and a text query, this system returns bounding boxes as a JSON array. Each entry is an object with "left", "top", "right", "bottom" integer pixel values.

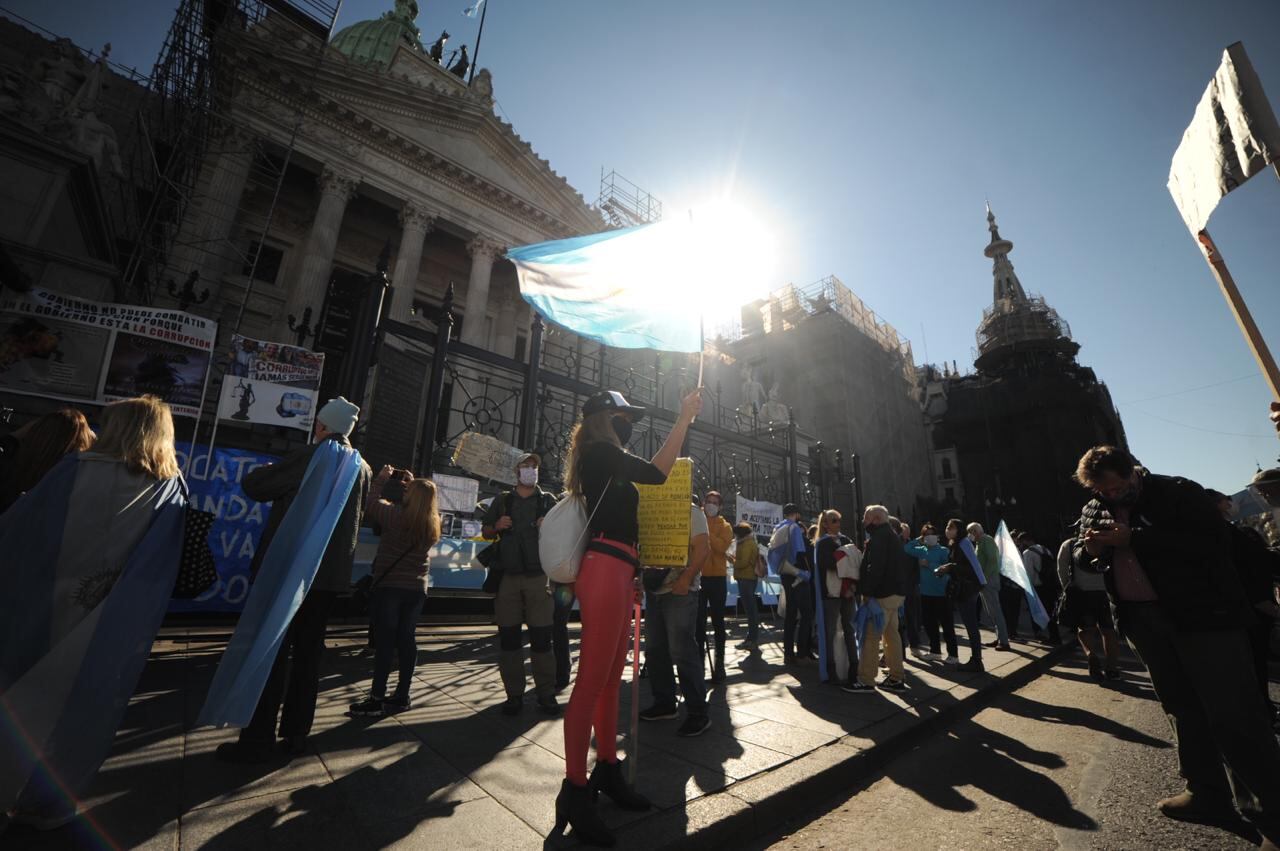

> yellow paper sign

[{"left": 636, "top": 457, "right": 693, "bottom": 567}]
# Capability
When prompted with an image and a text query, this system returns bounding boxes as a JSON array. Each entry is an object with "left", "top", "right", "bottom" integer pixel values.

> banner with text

[
  {"left": 433, "top": 472, "right": 481, "bottom": 514},
  {"left": 218, "top": 334, "right": 325, "bottom": 432},
  {"left": 0, "top": 288, "right": 216, "bottom": 417},
  {"left": 735, "top": 495, "right": 784, "bottom": 539},
  {"left": 452, "top": 431, "right": 525, "bottom": 485},
  {"left": 637, "top": 457, "right": 693, "bottom": 567},
  {"left": 169, "top": 442, "right": 278, "bottom": 613}
]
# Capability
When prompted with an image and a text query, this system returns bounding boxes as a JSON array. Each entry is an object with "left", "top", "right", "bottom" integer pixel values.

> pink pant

[{"left": 563, "top": 542, "right": 636, "bottom": 785}]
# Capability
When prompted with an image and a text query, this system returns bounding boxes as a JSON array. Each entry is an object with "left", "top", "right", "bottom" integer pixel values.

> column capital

[
  {"left": 399, "top": 200, "right": 437, "bottom": 233},
  {"left": 317, "top": 167, "right": 360, "bottom": 203},
  {"left": 466, "top": 234, "right": 504, "bottom": 262}
]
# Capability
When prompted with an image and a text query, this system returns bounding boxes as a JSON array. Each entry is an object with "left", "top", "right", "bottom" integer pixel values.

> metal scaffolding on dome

[
  {"left": 975, "top": 293, "right": 1074, "bottom": 355},
  {"left": 596, "top": 169, "right": 662, "bottom": 229},
  {"left": 117, "top": 0, "right": 340, "bottom": 306}
]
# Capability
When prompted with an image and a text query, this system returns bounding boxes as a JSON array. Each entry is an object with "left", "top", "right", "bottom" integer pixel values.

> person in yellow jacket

[
  {"left": 730, "top": 522, "right": 763, "bottom": 651},
  {"left": 697, "top": 491, "right": 734, "bottom": 682}
]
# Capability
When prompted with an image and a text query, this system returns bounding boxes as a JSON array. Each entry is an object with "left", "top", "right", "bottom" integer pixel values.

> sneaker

[
  {"left": 840, "top": 681, "right": 876, "bottom": 694},
  {"left": 957, "top": 659, "right": 985, "bottom": 673},
  {"left": 500, "top": 696, "right": 523, "bottom": 716},
  {"left": 922, "top": 651, "right": 944, "bottom": 662},
  {"left": 383, "top": 695, "right": 410, "bottom": 714},
  {"left": 639, "top": 704, "right": 679, "bottom": 722},
  {"left": 943, "top": 655, "right": 960, "bottom": 665},
  {"left": 676, "top": 715, "right": 712, "bottom": 737},
  {"left": 878, "top": 677, "right": 908, "bottom": 693},
  {"left": 347, "top": 698, "right": 385, "bottom": 717}
]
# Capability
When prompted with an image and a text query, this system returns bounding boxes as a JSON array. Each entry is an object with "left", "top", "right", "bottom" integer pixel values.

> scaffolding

[
  {"left": 596, "top": 168, "right": 662, "bottom": 229},
  {"left": 975, "top": 293, "right": 1074, "bottom": 355},
  {"left": 118, "top": 0, "right": 340, "bottom": 306}
]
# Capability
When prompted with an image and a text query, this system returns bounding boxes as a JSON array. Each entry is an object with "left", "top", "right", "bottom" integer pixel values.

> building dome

[{"left": 331, "top": 0, "right": 423, "bottom": 68}]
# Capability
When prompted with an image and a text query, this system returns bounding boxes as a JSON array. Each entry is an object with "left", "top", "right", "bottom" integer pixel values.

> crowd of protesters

[{"left": 2, "top": 388, "right": 1278, "bottom": 849}]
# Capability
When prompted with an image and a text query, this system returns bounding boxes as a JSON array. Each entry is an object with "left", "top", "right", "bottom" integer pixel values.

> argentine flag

[
  {"left": 995, "top": 520, "right": 1049, "bottom": 629},
  {"left": 509, "top": 208, "right": 773, "bottom": 353}
]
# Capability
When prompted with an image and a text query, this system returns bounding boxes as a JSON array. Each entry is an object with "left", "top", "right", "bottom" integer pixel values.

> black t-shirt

[{"left": 580, "top": 441, "right": 667, "bottom": 546}]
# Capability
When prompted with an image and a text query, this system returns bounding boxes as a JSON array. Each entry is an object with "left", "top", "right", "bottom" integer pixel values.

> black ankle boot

[
  {"left": 589, "top": 758, "right": 651, "bottom": 811},
  {"left": 553, "top": 778, "right": 615, "bottom": 847},
  {"left": 711, "top": 645, "right": 727, "bottom": 683}
]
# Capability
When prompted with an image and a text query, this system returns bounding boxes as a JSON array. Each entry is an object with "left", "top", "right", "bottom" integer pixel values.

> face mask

[
  {"left": 924, "top": 534, "right": 939, "bottom": 547},
  {"left": 705, "top": 504, "right": 720, "bottom": 517},
  {"left": 518, "top": 466, "right": 539, "bottom": 486},
  {"left": 612, "top": 417, "right": 633, "bottom": 445}
]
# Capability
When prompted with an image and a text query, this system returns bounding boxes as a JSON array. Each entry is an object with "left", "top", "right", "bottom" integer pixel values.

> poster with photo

[
  {"left": 217, "top": 334, "right": 325, "bottom": 432},
  {"left": 0, "top": 288, "right": 216, "bottom": 417}
]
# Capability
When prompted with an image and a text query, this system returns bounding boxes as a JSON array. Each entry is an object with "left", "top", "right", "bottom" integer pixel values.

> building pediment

[{"left": 227, "top": 27, "right": 601, "bottom": 240}]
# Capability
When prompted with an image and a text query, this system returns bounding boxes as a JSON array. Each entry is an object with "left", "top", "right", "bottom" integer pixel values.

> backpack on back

[{"left": 538, "top": 480, "right": 611, "bottom": 584}]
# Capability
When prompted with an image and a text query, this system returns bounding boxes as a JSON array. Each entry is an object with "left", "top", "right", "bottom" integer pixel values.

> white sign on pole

[{"left": 451, "top": 431, "right": 525, "bottom": 485}]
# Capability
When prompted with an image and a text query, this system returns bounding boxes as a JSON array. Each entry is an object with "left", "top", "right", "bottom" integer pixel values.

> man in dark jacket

[
  {"left": 216, "top": 397, "right": 372, "bottom": 763},
  {"left": 845, "top": 504, "right": 909, "bottom": 694},
  {"left": 1073, "top": 446, "right": 1279, "bottom": 848}
]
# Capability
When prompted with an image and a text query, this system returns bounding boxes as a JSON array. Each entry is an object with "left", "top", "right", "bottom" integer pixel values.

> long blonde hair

[
  {"left": 563, "top": 410, "right": 620, "bottom": 497},
  {"left": 92, "top": 395, "right": 180, "bottom": 480},
  {"left": 812, "top": 509, "right": 841, "bottom": 543},
  {"left": 400, "top": 478, "right": 442, "bottom": 551}
]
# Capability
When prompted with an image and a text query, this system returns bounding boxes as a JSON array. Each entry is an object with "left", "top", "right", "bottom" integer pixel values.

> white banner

[
  {"left": 217, "top": 335, "right": 324, "bottom": 432},
  {"left": 0, "top": 287, "right": 216, "bottom": 417},
  {"left": 433, "top": 473, "right": 480, "bottom": 514},
  {"left": 1168, "top": 42, "right": 1280, "bottom": 235},
  {"left": 735, "top": 495, "right": 784, "bottom": 538}
]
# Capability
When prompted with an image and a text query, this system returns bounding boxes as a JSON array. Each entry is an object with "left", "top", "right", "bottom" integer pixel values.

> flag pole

[
  {"left": 468, "top": 0, "right": 488, "bottom": 84},
  {"left": 1196, "top": 230, "right": 1280, "bottom": 400}
]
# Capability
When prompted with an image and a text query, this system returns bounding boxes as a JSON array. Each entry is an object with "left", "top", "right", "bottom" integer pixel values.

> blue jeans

[
  {"left": 737, "top": 578, "right": 760, "bottom": 642},
  {"left": 644, "top": 590, "right": 706, "bottom": 716},
  {"left": 978, "top": 581, "right": 1010, "bottom": 645},
  {"left": 370, "top": 587, "right": 426, "bottom": 699}
]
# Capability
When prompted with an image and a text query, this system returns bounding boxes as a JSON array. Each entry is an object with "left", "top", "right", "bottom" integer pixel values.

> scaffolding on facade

[
  {"left": 118, "top": 0, "right": 340, "bottom": 307},
  {"left": 596, "top": 168, "right": 662, "bottom": 229},
  {"left": 975, "top": 293, "right": 1074, "bottom": 355}
]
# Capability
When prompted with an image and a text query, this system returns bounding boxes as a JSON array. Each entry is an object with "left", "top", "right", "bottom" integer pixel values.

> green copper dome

[{"left": 331, "top": 0, "right": 424, "bottom": 68}]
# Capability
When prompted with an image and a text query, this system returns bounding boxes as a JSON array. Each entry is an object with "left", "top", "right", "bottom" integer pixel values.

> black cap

[
  {"left": 582, "top": 390, "right": 646, "bottom": 422},
  {"left": 782, "top": 503, "right": 801, "bottom": 517}
]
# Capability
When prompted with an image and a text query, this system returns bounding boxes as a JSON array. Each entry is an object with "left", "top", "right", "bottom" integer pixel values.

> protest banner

[
  {"left": 636, "top": 457, "right": 693, "bottom": 567},
  {"left": 170, "top": 442, "right": 278, "bottom": 613},
  {"left": 735, "top": 495, "right": 784, "bottom": 538},
  {"left": 216, "top": 334, "right": 325, "bottom": 432},
  {"left": 0, "top": 287, "right": 216, "bottom": 417},
  {"left": 433, "top": 472, "right": 480, "bottom": 514},
  {"left": 452, "top": 431, "right": 524, "bottom": 484}
]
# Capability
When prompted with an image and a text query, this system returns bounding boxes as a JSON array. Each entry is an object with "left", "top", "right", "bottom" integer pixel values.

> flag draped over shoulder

[
  {"left": 0, "top": 455, "right": 186, "bottom": 814},
  {"left": 1168, "top": 42, "right": 1280, "bottom": 235},
  {"left": 508, "top": 221, "right": 704, "bottom": 353},
  {"left": 995, "top": 521, "right": 1049, "bottom": 629},
  {"left": 958, "top": 537, "right": 987, "bottom": 587},
  {"left": 198, "top": 441, "right": 363, "bottom": 728}
]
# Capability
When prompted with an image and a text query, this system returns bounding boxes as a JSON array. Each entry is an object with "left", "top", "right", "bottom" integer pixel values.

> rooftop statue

[
  {"left": 449, "top": 45, "right": 470, "bottom": 78},
  {"left": 428, "top": 30, "right": 449, "bottom": 64}
]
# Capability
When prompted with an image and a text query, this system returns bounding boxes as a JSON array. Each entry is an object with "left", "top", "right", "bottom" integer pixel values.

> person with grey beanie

[{"left": 216, "top": 397, "right": 372, "bottom": 764}]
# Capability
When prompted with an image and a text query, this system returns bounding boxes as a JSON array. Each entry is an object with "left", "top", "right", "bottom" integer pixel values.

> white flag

[
  {"left": 1168, "top": 42, "right": 1280, "bottom": 235},
  {"left": 995, "top": 521, "right": 1049, "bottom": 629}
]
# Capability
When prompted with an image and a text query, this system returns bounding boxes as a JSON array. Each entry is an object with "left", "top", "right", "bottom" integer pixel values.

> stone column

[
  {"left": 461, "top": 235, "right": 503, "bottom": 346},
  {"left": 389, "top": 201, "right": 435, "bottom": 323},
  {"left": 166, "top": 126, "right": 255, "bottom": 291},
  {"left": 494, "top": 291, "right": 519, "bottom": 358},
  {"left": 283, "top": 166, "right": 359, "bottom": 328}
]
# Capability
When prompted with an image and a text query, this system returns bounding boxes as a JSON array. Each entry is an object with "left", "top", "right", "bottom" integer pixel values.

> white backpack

[
  {"left": 539, "top": 481, "right": 611, "bottom": 584},
  {"left": 769, "top": 522, "right": 798, "bottom": 576}
]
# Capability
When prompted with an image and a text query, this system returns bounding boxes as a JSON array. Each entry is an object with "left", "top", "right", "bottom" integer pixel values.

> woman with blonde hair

[
  {"left": 348, "top": 467, "right": 442, "bottom": 717},
  {"left": 552, "top": 387, "right": 702, "bottom": 847},
  {"left": 0, "top": 395, "right": 187, "bottom": 830},
  {"left": 812, "top": 509, "right": 856, "bottom": 686}
]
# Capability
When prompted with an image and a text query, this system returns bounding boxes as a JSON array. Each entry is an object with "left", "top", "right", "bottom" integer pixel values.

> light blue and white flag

[
  {"left": 198, "top": 440, "right": 363, "bottom": 728},
  {"left": 995, "top": 520, "right": 1049, "bottom": 629},
  {"left": 509, "top": 221, "right": 705, "bottom": 352},
  {"left": 463, "top": 0, "right": 485, "bottom": 17}
]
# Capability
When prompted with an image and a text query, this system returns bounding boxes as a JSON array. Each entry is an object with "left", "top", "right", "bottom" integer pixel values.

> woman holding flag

[
  {"left": 0, "top": 396, "right": 187, "bottom": 830},
  {"left": 555, "top": 386, "right": 702, "bottom": 847}
]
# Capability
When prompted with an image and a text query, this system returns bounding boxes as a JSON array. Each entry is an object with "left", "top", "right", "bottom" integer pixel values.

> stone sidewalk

[{"left": 1, "top": 613, "right": 1066, "bottom": 850}]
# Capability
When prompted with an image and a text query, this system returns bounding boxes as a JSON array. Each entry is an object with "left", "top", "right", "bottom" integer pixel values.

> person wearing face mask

[
  {"left": 697, "top": 490, "right": 733, "bottom": 683},
  {"left": 482, "top": 452, "right": 559, "bottom": 716},
  {"left": 1074, "top": 445, "right": 1280, "bottom": 847},
  {"left": 905, "top": 524, "right": 958, "bottom": 663},
  {"left": 552, "top": 388, "right": 702, "bottom": 847}
]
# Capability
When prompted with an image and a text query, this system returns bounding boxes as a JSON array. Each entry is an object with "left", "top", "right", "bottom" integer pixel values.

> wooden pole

[{"left": 1196, "top": 230, "right": 1280, "bottom": 400}]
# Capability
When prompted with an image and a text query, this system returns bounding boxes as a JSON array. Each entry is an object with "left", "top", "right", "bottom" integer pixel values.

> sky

[{"left": 5, "top": 0, "right": 1280, "bottom": 495}]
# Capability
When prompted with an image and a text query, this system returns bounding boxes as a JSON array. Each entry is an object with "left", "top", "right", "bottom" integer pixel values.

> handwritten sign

[
  {"left": 452, "top": 431, "right": 525, "bottom": 485},
  {"left": 636, "top": 457, "right": 693, "bottom": 567},
  {"left": 432, "top": 473, "right": 480, "bottom": 514},
  {"left": 736, "top": 495, "right": 783, "bottom": 538}
]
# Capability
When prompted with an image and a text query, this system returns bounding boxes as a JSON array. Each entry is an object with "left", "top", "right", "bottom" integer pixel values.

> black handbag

[{"left": 173, "top": 480, "right": 218, "bottom": 599}]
